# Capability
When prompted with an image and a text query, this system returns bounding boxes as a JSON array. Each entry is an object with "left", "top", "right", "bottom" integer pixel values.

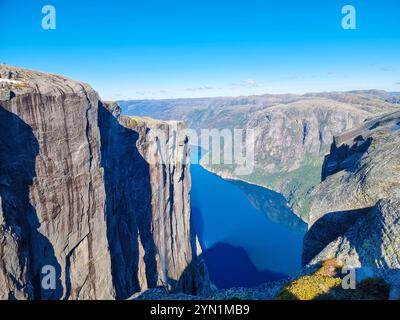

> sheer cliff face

[
  {"left": 99, "top": 111, "right": 207, "bottom": 299},
  {"left": 303, "top": 110, "right": 400, "bottom": 290},
  {"left": 0, "top": 66, "right": 207, "bottom": 300}
]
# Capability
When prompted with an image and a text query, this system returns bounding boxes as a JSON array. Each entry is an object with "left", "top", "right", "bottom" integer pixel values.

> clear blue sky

[{"left": 0, "top": 0, "right": 399, "bottom": 100}]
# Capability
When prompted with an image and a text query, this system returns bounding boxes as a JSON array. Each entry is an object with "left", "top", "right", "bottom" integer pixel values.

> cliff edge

[
  {"left": 303, "top": 110, "right": 400, "bottom": 296},
  {"left": 0, "top": 65, "right": 208, "bottom": 300}
]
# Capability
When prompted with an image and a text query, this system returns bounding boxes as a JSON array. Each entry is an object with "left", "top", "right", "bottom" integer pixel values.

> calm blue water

[{"left": 190, "top": 155, "right": 306, "bottom": 289}]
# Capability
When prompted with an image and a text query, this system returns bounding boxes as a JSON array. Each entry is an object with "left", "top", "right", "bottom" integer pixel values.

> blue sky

[{"left": 0, "top": 0, "right": 399, "bottom": 100}]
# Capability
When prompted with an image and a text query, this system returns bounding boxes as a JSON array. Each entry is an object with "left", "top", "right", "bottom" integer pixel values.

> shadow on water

[
  {"left": 201, "top": 242, "right": 287, "bottom": 289},
  {"left": 231, "top": 180, "right": 307, "bottom": 233},
  {"left": 0, "top": 105, "right": 62, "bottom": 300},
  {"left": 98, "top": 103, "right": 159, "bottom": 299},
  {"left": 190, "top": 153, "right": 305, "bottom": 289}
]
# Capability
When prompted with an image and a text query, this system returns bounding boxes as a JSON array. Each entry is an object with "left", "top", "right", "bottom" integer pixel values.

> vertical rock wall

[{"left": 0, "top": 66, "right": 208, "bottom": 300}]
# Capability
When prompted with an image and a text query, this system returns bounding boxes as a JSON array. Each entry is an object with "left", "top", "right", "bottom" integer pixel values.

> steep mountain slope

[
  {"left": 0, "top": 65, "right": 208, "bottom": 300},
  {"left": 120, "top": 93, "right": 398, "bottom": 219},
  {"left": 303, "top": 110, "right": 400, "bottom": 294}
]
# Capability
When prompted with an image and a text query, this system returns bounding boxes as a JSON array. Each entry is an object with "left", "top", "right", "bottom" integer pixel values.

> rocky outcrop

[
  {"left": 0, "top": 65, "right": 208, "bottom": 300},
  {"left": 99, "top": 112, "right": 209, "bottom": 298},
  {"left": 303, "top": 110, "right": 400, "bottom": 294}
]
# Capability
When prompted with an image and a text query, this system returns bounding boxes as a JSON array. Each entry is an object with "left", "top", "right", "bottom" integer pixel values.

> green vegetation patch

[
  {"left": 121, "top": 116, "right": 138, "bottom": 129},
  {"left": 275, "top": 260, "right": 342, "bottom": 300},
  {"left": 275, "top": 260, "right": 391, "bottom": 300}
]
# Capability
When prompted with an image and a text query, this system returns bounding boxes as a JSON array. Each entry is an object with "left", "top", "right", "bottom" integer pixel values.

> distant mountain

[{"left": 119, "top": 90, "right": 399, "bottom": 219}]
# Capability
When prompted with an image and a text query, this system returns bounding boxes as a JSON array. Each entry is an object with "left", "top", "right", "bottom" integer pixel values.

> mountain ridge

[
  {"left": 0, "top": 65, "right": 209, "bottom": 300},
  {"left": 119, "top": 91, "right": 399, "bottom": 219}
]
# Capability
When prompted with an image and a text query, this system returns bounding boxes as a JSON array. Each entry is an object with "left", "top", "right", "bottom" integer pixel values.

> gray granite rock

[
  {"left": 0, "top": 65, "right": 208, "bottom": 300},
  {"left": 303, "top": 110, "right": 400, "bottom": 296}
]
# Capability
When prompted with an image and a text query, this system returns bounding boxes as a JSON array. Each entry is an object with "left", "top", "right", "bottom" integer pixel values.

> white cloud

[
  {"left": 135, "top": 90, "right": 147, "bottom": 95},
  {"left": 185, "top": 86, "right": 215, "bottom": 92},
  {"left": 232, "top": 79, "right": 260, "bottom": 88}
]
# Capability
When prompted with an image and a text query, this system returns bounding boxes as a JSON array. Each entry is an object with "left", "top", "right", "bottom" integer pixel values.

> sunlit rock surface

[{"left": 303, "top": 110, "right": 400, "bottom": 295}]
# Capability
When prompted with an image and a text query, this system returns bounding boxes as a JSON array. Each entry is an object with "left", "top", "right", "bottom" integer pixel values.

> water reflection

[{"left": 190, "top": 157, "right": 306, "bottom": 289}]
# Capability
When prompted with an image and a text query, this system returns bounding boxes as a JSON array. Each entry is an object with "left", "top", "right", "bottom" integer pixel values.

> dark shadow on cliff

[
  {"left": 303, "top": 203, "right": 400, "bottom": 278},
  {"left": 302, "top": 202, "right": 400, "bottom": 299},
  {"left": 230, "top": 180, "right": 307, "bottom": 233},
  {"left": 322, "top": 136, "right": 373, "bottom": 181},
  {"left": 302, "top": 207, "right": 371, "bottom": 265},
  {"left": 341, "top": 203, "right": 400, "bottom": 274},
  {"left": 0, "top": 105, "right": 63, "bottom": 300},
  {"left": 180, "top": 242, "right": 287, "bottom": 290},
  {"left": 99, "top": 103, "right": 159, "bottom": 299},
  {"left": 315, "top": 277, "right": 390, "bottom": 300}
]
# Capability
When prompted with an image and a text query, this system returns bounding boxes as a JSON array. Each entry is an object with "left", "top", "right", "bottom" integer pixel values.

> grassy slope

[{"left": 275, "top": 260, "right": 390, "bottom": 300}]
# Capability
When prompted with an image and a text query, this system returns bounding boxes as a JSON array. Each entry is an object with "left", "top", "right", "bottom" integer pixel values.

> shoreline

[{"left": 197, "top": 158, "right": 307, "bottom": 223}]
